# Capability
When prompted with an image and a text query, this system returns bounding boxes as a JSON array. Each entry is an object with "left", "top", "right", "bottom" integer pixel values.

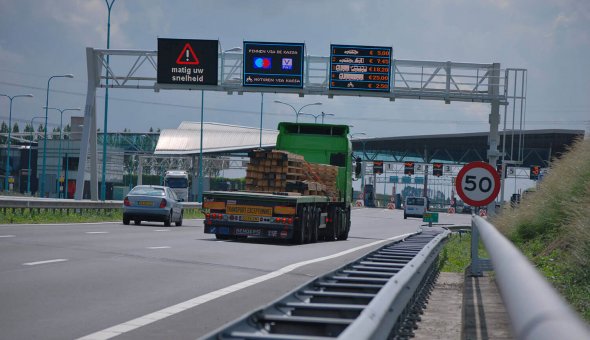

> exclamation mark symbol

[{"left": 186, "top": 49, "right": 190, "bottom": 62}]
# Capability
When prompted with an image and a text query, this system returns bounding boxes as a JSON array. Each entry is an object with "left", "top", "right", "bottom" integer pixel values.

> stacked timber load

[
  {"left": 245, "top": 149, "right": 340, "bottom": 199},
  {"left": 245, "top": 150, "right": 305, "bottom": 193},
  {"left": 307, "top": 163, "right": 339, "bottom": 198}
]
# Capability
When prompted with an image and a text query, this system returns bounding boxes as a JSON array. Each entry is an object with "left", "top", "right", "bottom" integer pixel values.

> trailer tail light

[
  {"left": 123, "top": 197, "right": 130, "bottom": 206},
  {"left": 326, "top": 217, "right": 332, "bottom": 223},
  {"left": 287, "top": 217, "right": 293, "bottom": 225},
  {"left": 205, "top": 213, "right": 210, "bottom": 219},
  {"left": 159, "top": 199, "right": 167, "bottom": 208},
  {"left": 211, "top": 213, "right": 223, "bottom": 220}
]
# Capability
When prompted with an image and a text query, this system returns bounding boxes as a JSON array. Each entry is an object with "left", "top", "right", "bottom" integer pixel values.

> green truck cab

[{"left": 203, "top": 122, "right": 352, "bottom": 244}]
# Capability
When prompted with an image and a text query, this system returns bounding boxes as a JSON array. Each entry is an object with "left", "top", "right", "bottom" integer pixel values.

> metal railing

[
  {"left": 470, "top": 216, "right": 590, "bottom": 340},
  {"left": 0, "top": 197, "right": 201, "bottom": 216},
  {"left": 201, "top": 228, "right": 450, "bottom": 339}
]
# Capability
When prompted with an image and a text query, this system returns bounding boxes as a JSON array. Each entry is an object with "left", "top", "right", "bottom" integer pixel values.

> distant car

[
  {"left": 404, "top": 196, "right": 428, "bottom": 219},
  {"left": 123, "top": 185, "right": 183, "bottom": 226}
]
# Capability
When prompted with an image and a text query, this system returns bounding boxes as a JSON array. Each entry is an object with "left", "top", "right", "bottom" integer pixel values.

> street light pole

[
  {"left": 40, "top": 74, "right": 74, "bottom": 197},
  {"left": 101, "top": 0, "right": 116, "bottom": 201},
  {"left": 44, "top": 107, "right": 81, "bottom": 198},
  {"left": 273, "top": 101, "right": 322, "bottom": 123},
  {"left": 320, "top": 111, "right": 335, "bottom": 124},
  {"left": 0, "top": 93, "right": 33, "bottom": 192},
  {"left": 27, "top": 116, "right": 44, "bottom": 194}
]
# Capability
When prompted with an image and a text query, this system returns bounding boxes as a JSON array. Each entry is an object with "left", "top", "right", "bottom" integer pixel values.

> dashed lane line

[{"left": 23, "top": 259, "right": 69, "bottom": 266}]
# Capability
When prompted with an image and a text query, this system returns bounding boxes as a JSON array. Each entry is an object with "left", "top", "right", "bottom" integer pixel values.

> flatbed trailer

[
  {"left": 203, "top": 191, "right": 350, "bottom": 243},
  {"left": 203, "top": 122, "right": 353, "bottom": 244}
]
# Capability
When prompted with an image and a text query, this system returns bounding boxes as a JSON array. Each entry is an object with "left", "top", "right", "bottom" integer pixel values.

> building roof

[
  {"left": 352, "top": 129, "right": 585, "bottom": 166},
  {"left": 154, "top": 122, "right": 279, "bottom": 155}
]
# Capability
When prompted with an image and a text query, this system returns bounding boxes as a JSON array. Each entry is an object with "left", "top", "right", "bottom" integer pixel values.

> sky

[{"left": 0, "top": 0, "right": 589, "bottom": 140}]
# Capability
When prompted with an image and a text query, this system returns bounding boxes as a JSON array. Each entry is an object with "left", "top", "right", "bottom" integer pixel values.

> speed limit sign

[{"left": 456, "top": 161, "right": 501, "bottom": 207}]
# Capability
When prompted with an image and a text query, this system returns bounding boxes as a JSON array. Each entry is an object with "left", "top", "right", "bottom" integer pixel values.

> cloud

[
  {"left": 33, "top": 0, "right": 132, "bottom": 49},
  {"left": 0, "top": 43, "right": 22, "bottom": 65}
]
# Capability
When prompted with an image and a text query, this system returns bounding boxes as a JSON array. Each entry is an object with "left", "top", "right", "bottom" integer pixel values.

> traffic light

[
  {"left": 404, "top": 161, "right": 415, "bottom": 175},
  {"left": 373, "top": 160, "right": 383, "bottom": 174},
  {"left": 433, "top": 163, "right": 443, "bottom": 177},
  {"left": 530, "top": 165, "right": 540, "bottom": 180},
  {"left": 354, "top": 157, "right": 362, "bottom": 177}
]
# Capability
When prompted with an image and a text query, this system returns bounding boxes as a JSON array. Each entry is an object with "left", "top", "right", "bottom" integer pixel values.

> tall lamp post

[
  {"left": 101, "top": 0, "right": 116, "bottom": 201},
  {"left": 300, "top": 111, "right": 335, "bottom": 124},
  {"left": 44, "top": 107, "right": 81, "bottom": 198},
  {"left": 0, "top": 93, "right": 33, "bottom": 192},
  {"left": 273, "top": 101, "right": 322, "bottom": 123},
  {"left": 40, "top": 74, "right": 74, "bottom": 197},
  {"left": 27, "top": 116, "right": 44, "bottom": 195}
]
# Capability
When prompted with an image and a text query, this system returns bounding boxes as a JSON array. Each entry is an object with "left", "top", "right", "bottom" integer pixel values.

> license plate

[
  {"left": 242, "top": 216, "right": 260, "bottom": 222},
  {"left": 138, "top": 201, "right": 153, "bottom": 206}
]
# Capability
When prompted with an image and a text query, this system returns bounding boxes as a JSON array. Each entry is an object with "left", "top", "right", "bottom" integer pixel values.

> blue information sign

[
  {"left": 329, "top": 44, "right": 392, "bottom": 92},
  {"left": 243, "top": 41, "right": 304, "bottom": 88}
]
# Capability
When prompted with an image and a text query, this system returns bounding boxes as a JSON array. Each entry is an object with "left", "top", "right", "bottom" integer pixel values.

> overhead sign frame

[
  {"left": 329, "top": 44, "right": 392, "bottom": 92},
  {"left": 243, "top": 41, "right": 305, "bottom": 88},
  {"left": 455, "top": 161, "right": 501, "bottom": 207},
  {"left": 157, "top": 38, "right": 219, "bottom": 86}
]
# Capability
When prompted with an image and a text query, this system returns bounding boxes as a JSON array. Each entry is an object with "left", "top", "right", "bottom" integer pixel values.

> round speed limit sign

[{"left": 455, "top": 161, "right": 501, "bottom": 207}]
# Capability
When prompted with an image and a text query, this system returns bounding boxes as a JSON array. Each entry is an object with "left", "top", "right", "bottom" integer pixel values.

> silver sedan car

[{"left": 123, "top": 185, "right": 183, "bottom": 226}]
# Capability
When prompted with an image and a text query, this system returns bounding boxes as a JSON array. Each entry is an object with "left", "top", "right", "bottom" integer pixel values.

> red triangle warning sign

[{"left": 176, "top": 43, "right": 200, "bottom": 65}]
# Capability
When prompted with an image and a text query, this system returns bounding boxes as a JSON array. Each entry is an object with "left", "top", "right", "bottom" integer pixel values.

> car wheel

[
  {"left": 175, "top": 212, "right": 183, "bottom": 227},
  {"left": 164, "top": 212, "right": 171, "bottom": 227},
  {"left": 404, "top": 214, "right": 407, "bottom": 219},
  {"left": 123, "top": 217, "right": 130, "bottom": 225}
]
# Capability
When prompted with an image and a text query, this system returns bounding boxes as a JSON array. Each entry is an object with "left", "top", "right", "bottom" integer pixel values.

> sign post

[{"left": 455, "top": 161, "right": 501, "bottom": 214}]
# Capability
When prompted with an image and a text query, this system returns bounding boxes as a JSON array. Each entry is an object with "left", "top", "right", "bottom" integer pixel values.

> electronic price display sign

[
  {"left": 243, "top": 41, "right": 304, "bottom": 88},
  {"left": 157, "top": 38, "right": 219, "bottom": 86},
  {"left": 329, "top": 44, "right": 392, "bottom": 92}
]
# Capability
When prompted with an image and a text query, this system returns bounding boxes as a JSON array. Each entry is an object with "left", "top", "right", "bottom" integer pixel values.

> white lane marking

[
  {"left": 78, "top": 232, "right": 414, "bottom": 340},
  {"left": 147, "top": 246, "right": 171, "bottom": 249},
  {"left": 23, "top": 259, "right": 69, "bottom": 266},
  {"left": 86, "top": 232, "right": 109, "bottom": 234},
  {"left": 0, "top": 235, "right": 16, "bottom": 238},
  {"left": 153, "top": 229, "right": 170, "bottom": 232}
]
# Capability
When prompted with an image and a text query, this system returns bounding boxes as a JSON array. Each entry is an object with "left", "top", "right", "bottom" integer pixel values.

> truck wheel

[
  {"left": 339, "top": 208, "right": 350, "bottom": 241},
  {"left": 134, "top": 220, "right": 141, "bottom": 225},
  {"left": 294, "top": 207, "right": 307, "bottom": 245},
  {"left": 309, "top": 207, "right": 318, "bottom": 243},
  {"left": 123, "top": 216, "right": 130, "bottom": 225},
  {"left": 327, "top": 208, "right": 339, "bottom": 241}
]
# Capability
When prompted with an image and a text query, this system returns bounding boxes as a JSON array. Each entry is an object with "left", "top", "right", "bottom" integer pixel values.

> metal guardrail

[
  {"left": 470, "top": 216, "right": 590, "bottom": 340},
  {"left": 201, "top": 228, "right": 450, "bottom": 339},
  {"left": 0, "top": 197, "right": 201, "bottom": 213}
]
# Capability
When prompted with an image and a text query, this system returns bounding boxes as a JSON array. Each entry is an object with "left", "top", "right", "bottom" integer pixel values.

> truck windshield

[{"left": 166, "top": 178, "right": 188, "bottom": 188}]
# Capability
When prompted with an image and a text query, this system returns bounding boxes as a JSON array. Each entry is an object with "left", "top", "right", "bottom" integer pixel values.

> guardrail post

[{"left": 470, "top": 218, "right": 482, "bottom": 276}]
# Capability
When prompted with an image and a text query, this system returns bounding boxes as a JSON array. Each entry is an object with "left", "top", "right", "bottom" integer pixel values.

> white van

[{"left": 404, "top": 196, "right": 428, "bottom": 219}]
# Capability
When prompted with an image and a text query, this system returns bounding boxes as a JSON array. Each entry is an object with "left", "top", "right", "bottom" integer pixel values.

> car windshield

[
  {"left": 165, "top": 178, "right": 188, "bottom": 188},
  {"left": 407, "top": 197, "right": 425, "bottom": 205},
  {"left": 130, "top": 187, "right": 166, "bottom": 196}
]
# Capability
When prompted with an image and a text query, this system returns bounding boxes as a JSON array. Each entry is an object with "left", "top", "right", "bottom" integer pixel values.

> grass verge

[
  {"left": 491, "top": 138, "right": 590, "bottom": 321},
  {"left": 1, "top": 208, "right": 204, "bottom": 224}
]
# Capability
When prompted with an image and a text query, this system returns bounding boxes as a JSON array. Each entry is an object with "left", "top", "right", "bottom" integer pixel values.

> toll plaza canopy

[
  {"left": 352, "top": 129, "right": 585, "bottom": 167},
  {"left": 155, "top": 123, "right": 583, "bottom": 168},
  {"left": 154, "top": 121, "right": 278, "bottom": 155}
]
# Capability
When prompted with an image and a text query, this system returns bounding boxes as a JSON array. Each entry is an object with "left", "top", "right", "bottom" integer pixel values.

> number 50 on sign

[{"left": 455, "top": 161, "right": 501, "bottom": 207}]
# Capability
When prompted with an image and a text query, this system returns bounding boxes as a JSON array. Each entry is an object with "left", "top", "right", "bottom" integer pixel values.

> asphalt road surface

[{"left": 0, "top": 208, "right": 470, "bottom": 340}]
